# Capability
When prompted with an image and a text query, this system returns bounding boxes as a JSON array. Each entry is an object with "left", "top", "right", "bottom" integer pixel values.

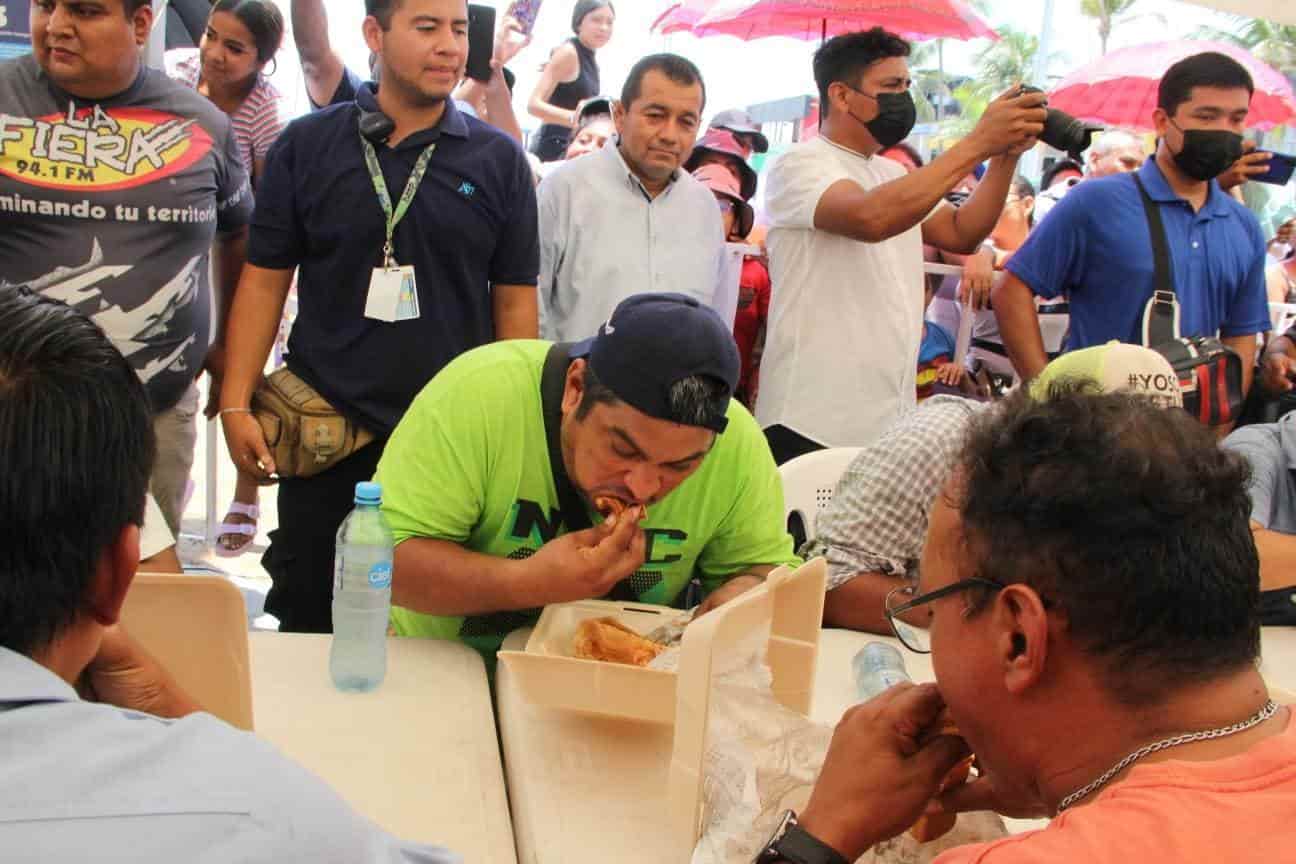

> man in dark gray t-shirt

[{"left": 0, "top": 0, "right": 251, "bottom": 534}]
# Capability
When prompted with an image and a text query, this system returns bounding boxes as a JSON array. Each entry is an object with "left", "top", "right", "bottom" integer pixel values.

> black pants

[
  {"left": 763, "top": 424, "right": 826, "bottom": 467},
  {"left": 262, "top": 441, "right": 386, "bottom": 633}
]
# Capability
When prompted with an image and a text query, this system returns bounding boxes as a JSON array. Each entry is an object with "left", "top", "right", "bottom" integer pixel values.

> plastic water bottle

[
  {"left": 329, "top": 482, "right": 394, "bottom": 692},
  {"left": 853, "top": 641, "right": 911, "bottom": 702}
]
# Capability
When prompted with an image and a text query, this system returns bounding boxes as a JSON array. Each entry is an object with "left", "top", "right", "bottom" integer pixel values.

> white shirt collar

[
  {"left": 0, "top": 646, "right": 79, "bottom": 705},
  {"left": 599, "top": 137, "right": 681, "bottom": 200}
]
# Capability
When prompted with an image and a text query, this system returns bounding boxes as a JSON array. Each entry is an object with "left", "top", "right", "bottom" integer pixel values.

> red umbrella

[
  {"left": 660, "top": 0, "right": 998, "bottom": 43},
  {"left": 1049, "top": 40, "right": 1296, "bottom": 131}
]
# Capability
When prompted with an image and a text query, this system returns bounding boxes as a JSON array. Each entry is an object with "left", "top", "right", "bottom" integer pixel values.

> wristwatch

[{"left": 754, "top": 810, "right": 851, "bottom": 864}]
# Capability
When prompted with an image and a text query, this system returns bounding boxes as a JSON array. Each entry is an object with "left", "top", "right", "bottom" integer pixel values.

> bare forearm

[
  {"left": 823, "top": 573, "right": 924, "bottom": 634},
  {"left": 494, "top": 283, "right": 539, "bottom": 339},
  {"left": 1253, "top": 525, "right": 1296, "bottom": 591},
  {"left": 992, "top": 274, "right": 1049, "bottom": 381},
  {"left": 290, "top": 0, "right": 345, "bottom": 107},
  {"left": 482, "top": 78, "right": 524, "bottom": 144},
  {"left": 948, "top": 155, "right": 1017, "bottom": 251},
  {"left": 392, "top": 538, "right": 535, "bottom": 615},
  {"left": 212, "top": 228, "right": 247, "bottom": 345},
  {"left": 219, "top": 267, "right": 291, "bottom": 410},
  {"left": 828, "top": 136, "right": 989, "bottom": 243}
]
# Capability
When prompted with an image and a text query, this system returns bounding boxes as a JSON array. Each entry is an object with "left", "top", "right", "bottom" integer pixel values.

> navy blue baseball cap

[{"left": 569, "top": 293, "right": 740, "bottom": 433}]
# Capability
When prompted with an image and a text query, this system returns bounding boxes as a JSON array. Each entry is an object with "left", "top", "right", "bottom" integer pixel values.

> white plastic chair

[{"left": 778, "top": 447, "right": 862, "bottom": 549}]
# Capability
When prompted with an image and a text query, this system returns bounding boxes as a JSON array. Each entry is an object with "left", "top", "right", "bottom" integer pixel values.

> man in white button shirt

[
  {"left": 0, "top": 291, "right": 456, "bottom": 864},
  {"left": 538, "top": 53, "right": 725, "bottom": 342},
  {"left": 756, "top": 28, "right": 1048, "bottom": 463}
]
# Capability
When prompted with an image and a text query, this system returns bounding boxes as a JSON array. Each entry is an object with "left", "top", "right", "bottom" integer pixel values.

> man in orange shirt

[{"left": 756, "top": 382, "right": 1293, "bottom": 864}]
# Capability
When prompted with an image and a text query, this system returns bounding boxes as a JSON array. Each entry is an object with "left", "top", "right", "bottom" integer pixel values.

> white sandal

[{"left": 215, "top": 502, "right": 260, "bottom": 558}]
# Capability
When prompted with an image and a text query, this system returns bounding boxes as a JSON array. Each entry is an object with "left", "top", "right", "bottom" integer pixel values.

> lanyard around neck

[{"left": 360, "top": 128, "right": 437, "bottom": 267}]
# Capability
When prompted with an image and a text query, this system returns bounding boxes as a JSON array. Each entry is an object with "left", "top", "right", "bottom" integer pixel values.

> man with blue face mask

[
  {"left": 757, "top": 28, "right": 1048, "bottom": 464},
  {"left": 995, "top": 52, "right": 1270, "bottom": 408}
]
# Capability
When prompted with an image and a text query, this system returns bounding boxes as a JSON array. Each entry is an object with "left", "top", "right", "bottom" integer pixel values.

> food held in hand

[
  {"left": 910, "top": 718, "right": 973, "bottom": 843},
  {"left": 593, "top": 495, "right": 627, "bottom": 519},
  {"left": 573, "top": 617, "right": 665, "bottom": 667}
]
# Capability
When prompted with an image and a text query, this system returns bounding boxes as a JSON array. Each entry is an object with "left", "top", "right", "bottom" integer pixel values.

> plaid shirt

[{"left": 804, "top": 396, "right": 987, "bottom": 590}]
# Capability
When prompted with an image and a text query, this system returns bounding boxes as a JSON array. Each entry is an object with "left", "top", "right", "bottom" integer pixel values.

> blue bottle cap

[{"left": 354, "top": 481, "right": 382, "bottom": 505}]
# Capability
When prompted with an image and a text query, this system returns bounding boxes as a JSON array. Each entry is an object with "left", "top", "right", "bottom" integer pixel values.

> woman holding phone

[{"left": 527, "top": 0, "right": 615, "bottom": 162}]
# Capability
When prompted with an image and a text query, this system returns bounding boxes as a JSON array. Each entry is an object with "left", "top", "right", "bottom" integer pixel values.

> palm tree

[
  {"left": 1196, "top": 17, "right": 1296, "bottom": 78},
  {"left": 1079, "top": 0, "right": 1164, "bottom": 56},
  {"left": 972, "top": 28, "right": 1042, "bottom": 97}
]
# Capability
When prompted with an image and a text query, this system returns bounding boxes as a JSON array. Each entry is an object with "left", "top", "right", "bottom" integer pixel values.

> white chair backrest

[{"left": 778, "top": 447, "right": 862, "bottom": 546}]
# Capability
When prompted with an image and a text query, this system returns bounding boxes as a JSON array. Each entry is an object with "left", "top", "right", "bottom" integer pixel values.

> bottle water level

[
  {"left": 853, "top": 641, "right": 912, "bottom": 702},
  {"left": 330, "top": 581, "right": 391, "bottom": 692}
]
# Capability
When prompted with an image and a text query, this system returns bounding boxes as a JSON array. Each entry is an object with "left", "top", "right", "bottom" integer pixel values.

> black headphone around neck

[{"left": 359, "top": 109, "right": 396, "bottom": 144}]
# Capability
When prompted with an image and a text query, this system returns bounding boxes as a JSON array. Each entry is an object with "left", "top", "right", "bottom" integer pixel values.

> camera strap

[{"left": 1133, "top": 174, "right": 1181, "bottom": 347}]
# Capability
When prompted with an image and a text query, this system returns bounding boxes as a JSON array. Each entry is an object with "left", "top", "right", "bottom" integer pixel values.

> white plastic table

[
  {"left": 498, "top": 625, "right": 1296, "bottom": 863},
  {"left": 249, "top": 633, "right": 517, "bottom": 864}
]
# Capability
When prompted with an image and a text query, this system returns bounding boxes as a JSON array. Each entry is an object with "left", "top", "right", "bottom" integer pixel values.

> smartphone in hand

[
  {"left": 466, "top": 4, "right": 497, "bottom": 83},
  {"left": 1254, "top": 151, "right": 1296, "bottom": 187},
  {"left": 507, "top": 0, "right": 545, "bottom": 35}
]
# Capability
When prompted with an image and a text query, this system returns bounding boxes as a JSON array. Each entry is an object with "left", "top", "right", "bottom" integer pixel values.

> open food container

[{"left": 498, "top": 559, "right": 828, "bottom": 856}]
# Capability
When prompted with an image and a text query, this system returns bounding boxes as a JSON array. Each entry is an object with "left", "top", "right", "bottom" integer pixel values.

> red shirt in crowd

[{"left": 733, "top": 256, "right": 771, "bottom": 408}]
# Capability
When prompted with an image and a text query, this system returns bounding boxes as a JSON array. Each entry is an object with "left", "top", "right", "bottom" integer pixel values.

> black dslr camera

[{"left": 1018, "top": 85, "right": 1103, "bottom": 159}]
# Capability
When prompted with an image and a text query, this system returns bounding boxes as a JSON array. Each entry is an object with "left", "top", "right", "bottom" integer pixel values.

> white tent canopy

[{"left": 1180, "top": 0, "right": 1296, "bottom": 26}]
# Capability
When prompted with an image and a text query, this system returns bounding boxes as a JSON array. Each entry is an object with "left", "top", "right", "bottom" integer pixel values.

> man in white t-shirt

[{"left": 756, "top": 28, "right": 1047, "bottom": 463}]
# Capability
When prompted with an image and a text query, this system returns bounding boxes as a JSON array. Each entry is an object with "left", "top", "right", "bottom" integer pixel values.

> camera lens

[{"left": 1041, "top": 109, "right": 1100, "bottom": 159}]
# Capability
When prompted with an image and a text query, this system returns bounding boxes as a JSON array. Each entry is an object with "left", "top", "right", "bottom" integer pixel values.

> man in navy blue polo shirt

[
  {"left": 994, "top": 52, "right": 1269, "bottom": 400},
  {"left": 220, "top": 0, "right": 540, "bottom": 633}
]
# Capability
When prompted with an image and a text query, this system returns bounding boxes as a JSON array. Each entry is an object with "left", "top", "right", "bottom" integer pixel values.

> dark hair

[
  {"left": 575, "top": 363, "right": 728, "bottom": 430},
  {"left": 1010, "top": 175, "right": 1036, "bottom": 227},
  {"left": 124, "top": 0, "right": 154, "bottom": 14},
  {"left": 620, "top": 53, "right": 706, "bottom": 113},
  {"left": 1040, "top": 158, "right": 1083, "bottom": 190},
  {"left": 211, "top": 0, "right": 285, "bottom": 64},
  {"left": 366, "top": 0, "right": 401, "bottom": 30},
  {"left": 1157, "top": 51, "right": 1254, "bottom": 117},
  {"left": 813, "top": 27, "right": 910, "bottom": 119},
  {"left": 0, "top": 291, "right": 155, "bottom": 656},
  {"left": 572, "top": 0, "right": 614, "bottom": 34},
  {"left": 952, "top": 383, "right": 1260, "bottom": 705},
  {"left": 879, "top": 142, "right": 923, "bottom": 168}
]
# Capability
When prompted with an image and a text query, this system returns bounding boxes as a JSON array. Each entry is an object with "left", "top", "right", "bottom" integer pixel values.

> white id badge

[{"left": 365, "top": 266, "right": 420, "bottom": 323}]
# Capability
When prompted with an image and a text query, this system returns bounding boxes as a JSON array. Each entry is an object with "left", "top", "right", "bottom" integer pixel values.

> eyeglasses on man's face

[{"left": 884, "top": 577, "right": 1004, "bottom": 653}]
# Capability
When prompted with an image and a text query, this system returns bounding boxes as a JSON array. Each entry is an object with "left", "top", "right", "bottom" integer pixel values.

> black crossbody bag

[{"left": 1133, "top": 174, "right": 1245, "bottom": 427}]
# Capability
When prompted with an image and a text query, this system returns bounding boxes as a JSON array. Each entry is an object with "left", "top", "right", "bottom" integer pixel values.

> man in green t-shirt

[{"left": 376, "top": 293, "right": 800, "bottom": 660}]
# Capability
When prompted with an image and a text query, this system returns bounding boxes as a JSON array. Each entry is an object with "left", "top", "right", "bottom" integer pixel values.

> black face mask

[
  {"left": 846, "top": 88, "right": 917, "bottom": 149},
  {"left": 1169, "top": 121, "right": 1244, "bottom": 182}
]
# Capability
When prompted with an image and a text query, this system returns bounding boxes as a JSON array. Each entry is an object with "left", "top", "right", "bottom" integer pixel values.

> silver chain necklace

[{"left": 1056, "top": 699, "right": 1279, "bottom": 812}]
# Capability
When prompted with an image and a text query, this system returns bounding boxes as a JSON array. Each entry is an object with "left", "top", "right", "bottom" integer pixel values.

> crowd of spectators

[{"left": 1, "top": 1, "right": 1294, "bottom": 861}]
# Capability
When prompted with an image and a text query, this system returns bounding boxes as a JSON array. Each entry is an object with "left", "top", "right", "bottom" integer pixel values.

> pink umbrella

[
  {"left": 677, "top": 0, "right": 998, "bottom": 43},
  {"left": 653, "top": 1, "right": 714, "bottom": 35},
  {"left": 1049, "top": 40, "right": 1296, "bottom": 131}
]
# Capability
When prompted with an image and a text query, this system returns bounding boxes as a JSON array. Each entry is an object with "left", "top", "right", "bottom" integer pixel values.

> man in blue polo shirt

[
  {"left": 221, "top": 0, "right": 539, "bottom": 633},
  {"left": 994, "top": 52, "right": 1269, "bottom": 398}
]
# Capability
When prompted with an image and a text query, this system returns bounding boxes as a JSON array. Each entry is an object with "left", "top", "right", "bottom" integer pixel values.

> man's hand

[
  {"left": 79, "top": 626, "right": 200, "bottom": 719},
  {"left": 522, "top": 508, "right": 648, "bottom": 605},
  {"left": 797, "top": 683, "right": 971, "bottom": 861},
  {"left": 959, "top": 247, "right": 995, "bottom": 310},
  {"left": 1218, "top": 141, "right": 1271, "bottom": 192},
  {"left": 1261, "top": 350, "right": 1296, "bottom": 395},
  {"left": 695, "top": 574, "right": 764, "bottom": 616},
  {"left": 967, "top": 87, "right": 1048, "bottom": 160},
  {"left": 220, "top": 408, "right": 278, "bottom": 485},
  {"left": 494, "top": 15, "right": 531, "bottom": 67},
  {"left": 936, "top": 362, "right": 967, "bottom": 388},
  {"left": 200, "top": 344, "right": 227, "bottom": 420}
]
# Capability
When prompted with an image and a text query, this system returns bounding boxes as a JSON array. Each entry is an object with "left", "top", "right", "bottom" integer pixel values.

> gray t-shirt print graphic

[{"left": 0, "top": 55, "right": 251, "bottom": 412}]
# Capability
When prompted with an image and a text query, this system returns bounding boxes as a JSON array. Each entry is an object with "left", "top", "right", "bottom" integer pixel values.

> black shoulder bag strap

[
  {"left": 1132, "top": 173, "right": 1181, "bottom": 346},
  {"left": 541, "top": 342, "right": 593, "bottom": 535}
]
